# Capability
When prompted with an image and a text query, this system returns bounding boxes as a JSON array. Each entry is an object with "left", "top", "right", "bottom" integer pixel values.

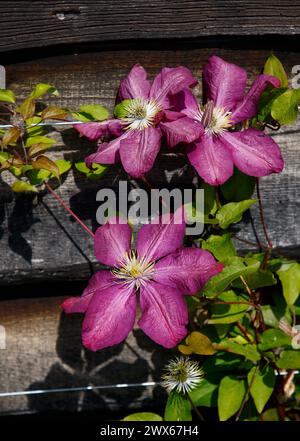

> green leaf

[
  {"left": 28, "top": 142, "right": 53, "bottom": 158},
  {"left": 258, "top": 329, "right": 291, "bottom": 351},
  {"left": 122, "top": 412, "right": 163, "bottom": 421},
  {"left": 216, "top": 199, "right": 257, "bottom": 229},
  {"left": 25, "top": 136, "right": 55, "bottom": 148},
  {"left": 276, "top": 350, "right": 300, "bottom": 369},
  {"left": 248, "top": 365, "right": 275, "bottom": 414},
  {"left": 11, "top": 181, "right": 38, "bottom": 193},
  {"left": 202, "top": 257, "right": 260, "bottom": 297},
  {"left": 77, "top": 104, "right": 109, "bottom": 121},
  {"left": 271, "top": 89, "right": 300, "bottom": 125},
  {"left": 189, "top": 375, "right": 219, "bottom": 407},
  {"left": 26, "top": 168, "right": 51, "bottom": 186},
  {"left": 30, "top": 83, "right": 59, "bottom": 99},
  {"left": 220, "top": 168, "right": 256, "bottom": 202},
  {"left": 114, "top": 99, "right": 132, "bottom": 118},
  {"left": 261, "top": 304, "right": 292, "bottom": 328},
  {"left": 277, "top": 262, "right": 300, "bottom": 305},
  {"left": 0, "top": 89, "right": 16, "bottom": 103},
  {"left": 164, "top": 391, "right": 192, "bottom": 421},
  {"left": 32, "top": 155, "right": 60, "bottom": 178},
  {"left": 218, "top": 376, "right": 247, "bottom": 421},
  {"left": 202, "top": 352, "right": 252, "bottom": 373},
  {"left": 215, "top": 340, "right": 260, "bottom": 362},
  {"left": 179, "top": 331, "right": 216, "bottom": 355},
  {"left": 202, "top": 234, "right": 236, "bottom": 263},
  {"left": 202, "top": 183, "right": 218, "bottom": 215},
  {"left": 0, "top": 151, "right": 9, "bottom": 164},
  {"left": 55, "top": 159, "right": 72, "bottom": 175},
  {"left": 233, "top": 268, "right": 277, "bottom": 290},
  {"left": 263, "top": 54, "right": 288, "bottom": 88},
  {"left": 207, "top": 290, "right": 249, "bottom": 325},
  {"left": 75, "top": 161, "right": 90, "bottom": 174},
  {"left": 17, "top": 97, "right": 35, "bottom": 120},
  {"left": 261, "top": 408, "right": 280, "bottom": 421},
  {"left": 41, "top": 106, "right": 68, "bottom": 120},
  {"left": 2, "top": 127, "right": 21, "bottom": 147},
  {"left": 25, "top": 116, "right": 45, "bottom": 136},
  {"left": 75, "top": 161, "right": 109, "bottom": 180},
  {"left": 257, "top": 87, "right": 287, "bottom": 122}
]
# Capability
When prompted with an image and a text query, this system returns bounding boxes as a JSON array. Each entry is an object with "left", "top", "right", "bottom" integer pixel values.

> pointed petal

[
  {"left": 150, "top": 67, "right": 197, "bottom": 108},
  {"left": 136, "top": 208, "right": 185, "bottom": 262},
  {"left": 75, "top": 120, "right": 123, "bottom": 141},
  {"left": 231, "top": 74, "right": 280, "bottom": 123},
  {"left": 222, "top": 129, "right": 284, "bottom": 177},
  {"left": 82, "top": 273, "right": 136, "bottom": 351},
  {"left": 154, "top": 248, "right": 224, "bottom": 295},
  {"left": 160, "top": 116, "right": 204, "bottom": 148},
  {"left": 203, "top": 56, "right": 247, "bottom": 110},
  {"left": 187, "top": 133, "right": 234, "bottom": 185},
  {"left": 170, "top": 88, "right": 200, "bottom": 119},
  {"left": 138, "top": 281, "right": 188, "bottom": 348},
  {"left": 85, "top": 130, "right": 130, "bottom": 166},
  {"left": 94, "top": 219, "right": 132, "bottom": 267},
  {"left": 62, "top": 270, "right": 114, "bottom": 314},
  {"left": 119, "top": 127, "right": 161, "bottom": 178},
  {"left": 117, "top": 64, "right": 151, "bottom": 101}
]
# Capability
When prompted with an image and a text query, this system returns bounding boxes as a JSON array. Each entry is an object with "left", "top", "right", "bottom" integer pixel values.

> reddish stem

[{"left": 45, "top": 182, "right": 95, "bottom": 238}]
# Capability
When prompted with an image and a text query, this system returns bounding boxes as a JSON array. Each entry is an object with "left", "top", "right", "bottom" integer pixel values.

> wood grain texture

[
  {"left": 0, "top": 47, "right": 299, "bottom": 284},
  {"left": 0, "top": 1, "right": 300, "bottom": 52},
  {"left": 0, "top": 295, "right": 169, "bottom": 414}
]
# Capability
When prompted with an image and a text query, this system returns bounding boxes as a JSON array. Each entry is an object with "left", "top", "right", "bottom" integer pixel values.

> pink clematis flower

[
  {"left": 62, "top": 213, "right": 223, "bottom": 351},
  {"left": 76, "top": 64, "right": 203, "bottom": 178},
  {"left": 173, "top": 56, "right": 284, "bottom": 185}
]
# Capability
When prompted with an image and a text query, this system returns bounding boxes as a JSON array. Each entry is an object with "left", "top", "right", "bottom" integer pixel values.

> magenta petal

[
  {"left": 137, "top": 209, "right": 185, "bottom": 262},
  {"left": 154, "top": 248, "right": 224, "bottom": 295},
  {"left": 231, "top": 74, "right": 280, "bottom": 124},
  {"left": 117, "top": 64, "right": 151, "bottom": 101},
  {"left": 75, "top": 121, "right": 111, "bottom": 141},
  {"left": 82, "top": 274, "right": 136, "bottom": 351},
  {"left": 160, "top": 116, "right": 204, "bottom": 148},
  {"left": 221, "top": 129, "right": 284, "bottom": 177},
  {"left": 150, "top": 67, "right": 197, "bottom": 108},
  {"left": 62, "top": 270, "right": 114, "bottom": 314},
  {"left": 85, "top": 130, "right": 130, "bottom": 166},
  {"left": 187, "top": 133, "right": 234, "bottom": 185},
  {"left": 138, "top": 281, "right": 188, "bottom": 348},
  {"left": 94, "top": 219, "right": 132, "bottom": 267},
  {"left": 119, "top": 127, "right": 161, "bottom": 178},
  {"left": 203, "top": 56, "right": 247, "bottom": 110},
  {"left": 171, "top": 88, "right": 200, "bottom": 119}
]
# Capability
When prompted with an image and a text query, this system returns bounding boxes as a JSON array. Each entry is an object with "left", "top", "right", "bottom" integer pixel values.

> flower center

[
  {"left": 112, "top": 250, "right": 155, "bottom": 289},
  {"left": 122, "top": 98, "right": 161, "bottom": 131},
  {"left": 195, "top": 100, "right": 232, "bottom": 135}
]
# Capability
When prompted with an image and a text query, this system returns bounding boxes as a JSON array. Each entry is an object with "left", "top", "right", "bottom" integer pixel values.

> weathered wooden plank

[
  {"left": 0, "top": 47, "right": 299, "bottom": 284},
  {"left": 0, "top": 294, "right": 169, "bottom": 414},
  {"left": 0, "top": 1, "right": 300, "bottom": 53}
]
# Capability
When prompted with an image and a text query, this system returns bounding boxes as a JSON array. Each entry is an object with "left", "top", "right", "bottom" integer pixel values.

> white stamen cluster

[
  {"left": 122, "top": 98, "right": 161, "bottom": 130},
  {"left": 112, "top": 250, "right": 155, "bottom": 289},
  {"left": 161, "top": 357, "right": 204, "bottom": 394},
  {"left": 192, "top": 103, "right": 232, "bottom": 135}
]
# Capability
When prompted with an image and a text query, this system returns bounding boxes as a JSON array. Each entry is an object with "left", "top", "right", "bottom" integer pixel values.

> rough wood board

[
  {"left": 0, "top": 295, "right": 169, "bottom": 414},
  {"left": 0, "top": 47, "right": 299, "bottom": 284},
  {"left": 0, "top": 1, "right": 300, "bottom": 52}
]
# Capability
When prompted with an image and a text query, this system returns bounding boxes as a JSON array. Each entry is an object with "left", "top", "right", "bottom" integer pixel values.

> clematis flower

[
  {"left": 173, "top": 56, "right": 284, "bottom": 185},
  {"left": 62, "top": 213, "right": 223, "bottom": 351},
  {"left": 75, "top": 64, "right": 203, "bottom": 178}
]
